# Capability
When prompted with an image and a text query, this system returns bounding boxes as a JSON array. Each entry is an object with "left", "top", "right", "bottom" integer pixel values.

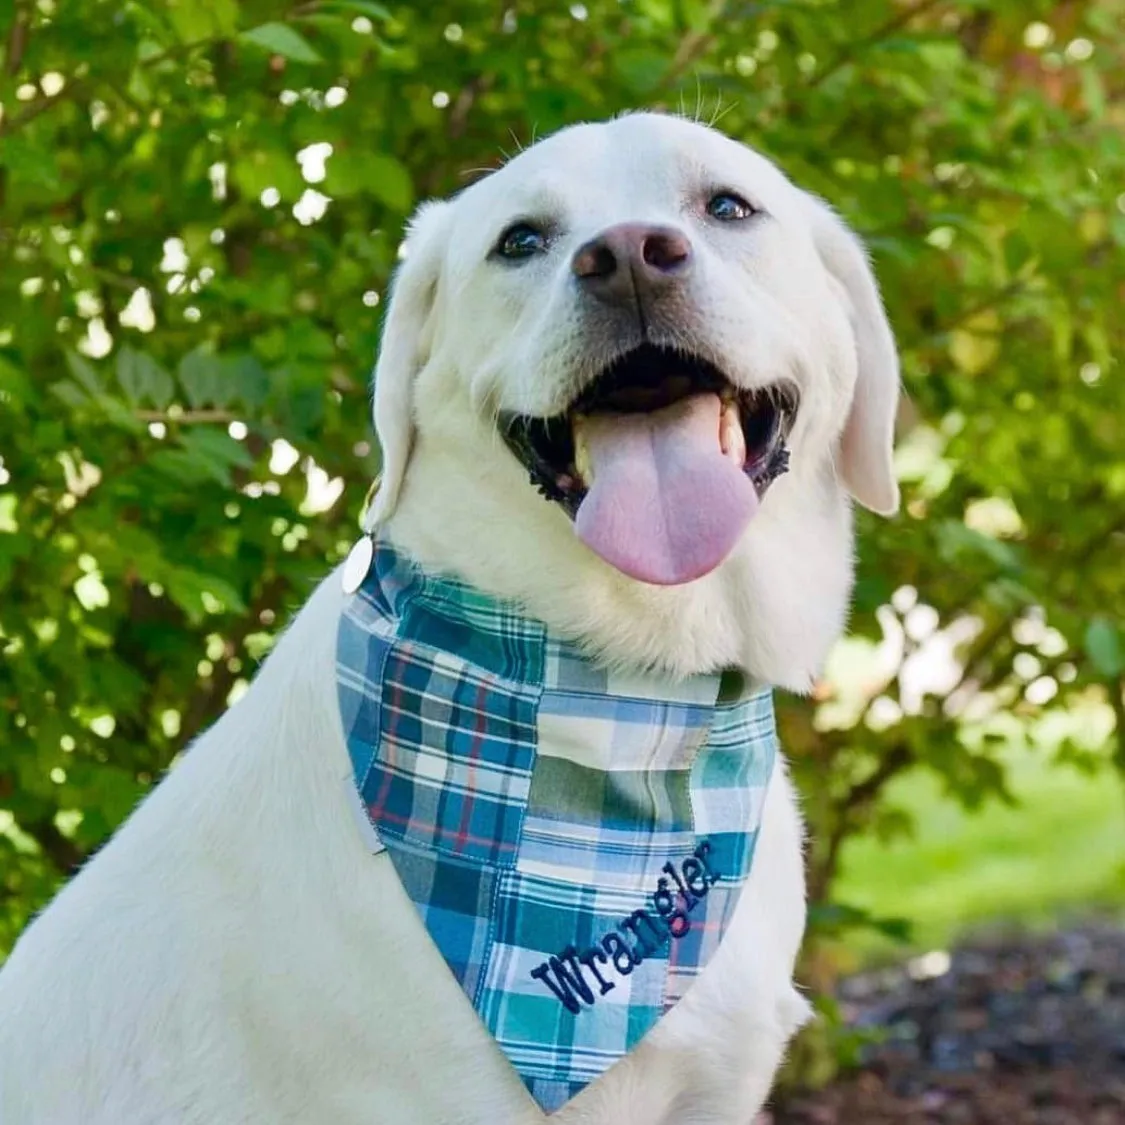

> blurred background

[{"left": 1, "top": 1, "right": 1123, "bottom": 1120}]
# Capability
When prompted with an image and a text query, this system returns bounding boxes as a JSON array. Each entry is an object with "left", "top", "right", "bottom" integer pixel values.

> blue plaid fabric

[{"left": 336, "top": 540, "right": 778, "bottom": 1113}]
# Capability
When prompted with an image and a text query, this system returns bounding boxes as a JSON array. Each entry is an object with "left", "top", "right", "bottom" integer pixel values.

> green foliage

[
  {"left": 835, "top": 745, "right": 1125, "bottom": 958},
  {"left": 1, "top": 0, "right": 1123, "bottom": 1066}
]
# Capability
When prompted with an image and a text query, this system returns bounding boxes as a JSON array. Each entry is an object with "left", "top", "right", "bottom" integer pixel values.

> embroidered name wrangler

[{"left": 336, "top": 540, "right": 777, "bottom": 1113}]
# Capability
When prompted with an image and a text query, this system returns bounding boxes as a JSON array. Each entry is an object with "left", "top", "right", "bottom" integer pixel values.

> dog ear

[
  {"left": 808, "top": 199, "right": 901, "bottom": 516},
  {"left": 365, "top": 200, "right": 453, "bottom": 529}
]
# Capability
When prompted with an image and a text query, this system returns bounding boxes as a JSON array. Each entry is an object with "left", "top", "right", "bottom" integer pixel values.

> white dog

[{"left": 0, "top": 112, "right": 898, "bottom": 1124}]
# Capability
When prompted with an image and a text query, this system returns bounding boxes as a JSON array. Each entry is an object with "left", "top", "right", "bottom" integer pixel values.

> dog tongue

[{"left": 574, "top": 393, "right": 759, "bottom": 585}]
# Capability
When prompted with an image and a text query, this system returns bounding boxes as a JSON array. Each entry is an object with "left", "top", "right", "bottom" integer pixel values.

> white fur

[{"left": 0, "top": 113, "right": 898, "bottom": 1124}]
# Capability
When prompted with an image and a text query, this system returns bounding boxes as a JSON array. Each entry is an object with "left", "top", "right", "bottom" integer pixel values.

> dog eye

[
  {"left": 495, "top": 222, "right": 549, "bottom": 260},
  {"left": 706, "top": 192, "right": 757, "bottom": 222}
]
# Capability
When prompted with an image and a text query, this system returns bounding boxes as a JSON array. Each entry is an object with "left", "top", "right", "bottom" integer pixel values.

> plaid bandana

[{"left": 336, "top": 539, "right": 777, "bottom": 1113}]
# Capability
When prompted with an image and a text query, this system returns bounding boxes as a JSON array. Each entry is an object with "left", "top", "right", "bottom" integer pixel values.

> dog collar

[{"left": 336, "top": 538, "right": 777, "bottom": 1113}]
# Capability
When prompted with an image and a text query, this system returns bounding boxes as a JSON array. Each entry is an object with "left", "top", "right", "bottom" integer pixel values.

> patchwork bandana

[{"left": 336, "top": 539, "right": 777, "bottom": 1113}]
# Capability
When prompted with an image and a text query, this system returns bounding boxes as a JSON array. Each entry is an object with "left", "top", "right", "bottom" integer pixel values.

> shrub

[{"left": 2, "top": 2, "right": 1122, "bottom": 1064}]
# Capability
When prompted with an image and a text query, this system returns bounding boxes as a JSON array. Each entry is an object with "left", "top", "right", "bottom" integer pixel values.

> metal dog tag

[{"left": 341, "top": 535, "right": 374, "bottom": 595}]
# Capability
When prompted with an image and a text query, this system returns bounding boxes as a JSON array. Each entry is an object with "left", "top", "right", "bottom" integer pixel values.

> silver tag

[{"left": 341, "top": 535, "right": 374, "bottom": 595}]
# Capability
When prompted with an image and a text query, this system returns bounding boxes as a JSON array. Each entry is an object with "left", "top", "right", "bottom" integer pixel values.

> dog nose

[{"left": 571, "top": 223, "right": 692, "bottom": 306}]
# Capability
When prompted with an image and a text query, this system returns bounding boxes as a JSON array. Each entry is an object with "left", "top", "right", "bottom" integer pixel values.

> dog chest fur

[{"left": 0, "top": 570, "right": 811, "bottom": 1124}]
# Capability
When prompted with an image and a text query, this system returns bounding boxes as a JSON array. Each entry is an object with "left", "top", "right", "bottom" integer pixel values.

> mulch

[{"left": 767, "top": 922, "right": 1125, "bottom": 1125}]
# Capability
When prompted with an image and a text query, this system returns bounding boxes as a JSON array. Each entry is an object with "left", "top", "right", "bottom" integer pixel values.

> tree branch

[
  {"left": 1, "top": 0, "right": 336, "bottom": 138},
  {"left": 0, "top": 78, "right": 89, "bottom": 137},
  {"left": 810, "top": 741, "right": 914, "bottom": 900},
  {"left": 906, "top": 237, "right": 1115, "bottom": 350},
  {"left": 844, "top": 743, "right": 914, "bottom": 813},
  {"left": 448, "top": 74, "right": 493, "bottom": 140},
  {"left": 655, "top": 0, "right": 729, "bottom": 93},
  {"left": 24, "top": 817, "right": 86, "bottom": 876},
  {"left": 134, "top": 409, "right": 236, "bottom": 424},
  {"left": 0, "top": 33, "right": 211, "bottom": 138},
  {"left": 808, "top": 0, "right": 947, "bottom": 90},
  {"left": 1112, "top": 676, "right": 1125, "bottom": 776},
  {"left": 4, "top": 1, "right": 29, "bottom": 77},
  {"left": 948, "top": 509, "right": 1125, "bottom": 700}
]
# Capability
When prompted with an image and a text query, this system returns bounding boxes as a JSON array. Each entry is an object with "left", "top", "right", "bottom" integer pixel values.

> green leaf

[
  {"left": 221, "top": 354, "right": 270, "bottom": 409},
  {"left": 178, "top": 427, "right": 254, "bottom": 473},
  {"left": 98, "top": 396, "right": 146, "bottom": 434},
  {"left": 164, "top": 567, "right": 247, "bottom": 621},
  {"left": 227, "top": 274, "right": 293, "bottom": 315},
  {"left": 178, "top": 347, "right": 228, "bottom": 409},
  {"left": 116, "top": 348, "right": 174, "bottom": 408},
  {"left": 1080, "top": 65, "right": 1107, "bottom": 122},
  {"left": 125, "top": 2, "right": 177, "bottom": 45},
  {"left": 231, "top": 147, "right": 306, "bottom": 203},
  {"left": 84, "top": 768, "right": 149, "bottom": 833},
  {"left": 64, "top": 352, "right": 104, "bottom": 396},
  {"left": 50, "top": 381, "right": 89, "bottom": 410},
  {"left": 917, "top": 40, "right": 964, "bottom": 71},
  {"left": 0, "top": 136, "right": 62, "bottom": 191},
  {"left": 807, "top": 902, "right": 913, "bottom": 944},
  {"left": 319, "top": 0, "right": 391, "bottom": 19},
  {"left": 126, "top": 66, "right": 154, "bottom": 105},
  {"left": 936, "top": 520, "right": 1023, "bottom": 574},
  {"left": 1085, "top": 617, "right": 1124, "bottom": 678},
  {"left": 150, "top": 427, "right": 252, "bottom": 488},
  {"left": 366, "top": 153, "right": 414, "bottom": 211},
  {"left": 612, "top": 49, "right": 668, "bottom": 95},
  {"left": 0, "top": 494, "right": 18, "bottom": 535},
  {"left": 325, "top": 150, "right": 413, "bottom": 210},
  {"left": 0, "top": 356, "right": 33, "bottom": 411},
  {"left": 239, "top": 22, "right": 323, "bottom": 63},
  {"left": 148, "top": 448, "right": 222, "bottom": 485},
  {"left": 166, "top": 0, "right": 239, "bottom": 43}
]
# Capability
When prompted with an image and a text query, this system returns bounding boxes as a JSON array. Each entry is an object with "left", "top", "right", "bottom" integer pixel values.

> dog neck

[{"left": 373, "top": 421, "right": 855, "bottom": 692}]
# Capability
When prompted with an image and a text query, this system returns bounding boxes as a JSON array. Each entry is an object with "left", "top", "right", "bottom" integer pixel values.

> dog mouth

[{"left": 499, "top": 343, "right": 797, "bottom": 586}]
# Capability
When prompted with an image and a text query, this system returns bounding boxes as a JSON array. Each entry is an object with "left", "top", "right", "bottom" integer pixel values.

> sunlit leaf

[
  {"left": 239, "top": 22, "right": 323, "bottom": 63},
  {"left": 1085, "top": 617, "right": 1124, "bottom": 678}
]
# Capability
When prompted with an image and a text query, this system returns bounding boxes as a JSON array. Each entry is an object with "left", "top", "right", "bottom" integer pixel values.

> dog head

[{"left": 365, "top": 113, "right": 899, "bottom": 687}]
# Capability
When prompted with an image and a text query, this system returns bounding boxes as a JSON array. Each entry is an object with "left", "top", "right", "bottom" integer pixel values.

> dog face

[{"left": 367, "top": 113, "right": 899, "bottom": 684}]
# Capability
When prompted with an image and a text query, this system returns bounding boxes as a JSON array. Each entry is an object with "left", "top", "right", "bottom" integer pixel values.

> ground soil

[{"left": 766, "top": 923, "right": 1125, "bottom": 1125}]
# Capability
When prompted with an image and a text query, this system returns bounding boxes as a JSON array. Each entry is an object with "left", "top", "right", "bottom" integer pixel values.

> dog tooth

[
  {"left": 573, "top": 418, "right": 594, "bottom": 485},
  {"left": 719, "top": 400, "right": 746, "bottom": 466},
  {"left": 719, "top": 402, "right": 730, "bottom": 454}
]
